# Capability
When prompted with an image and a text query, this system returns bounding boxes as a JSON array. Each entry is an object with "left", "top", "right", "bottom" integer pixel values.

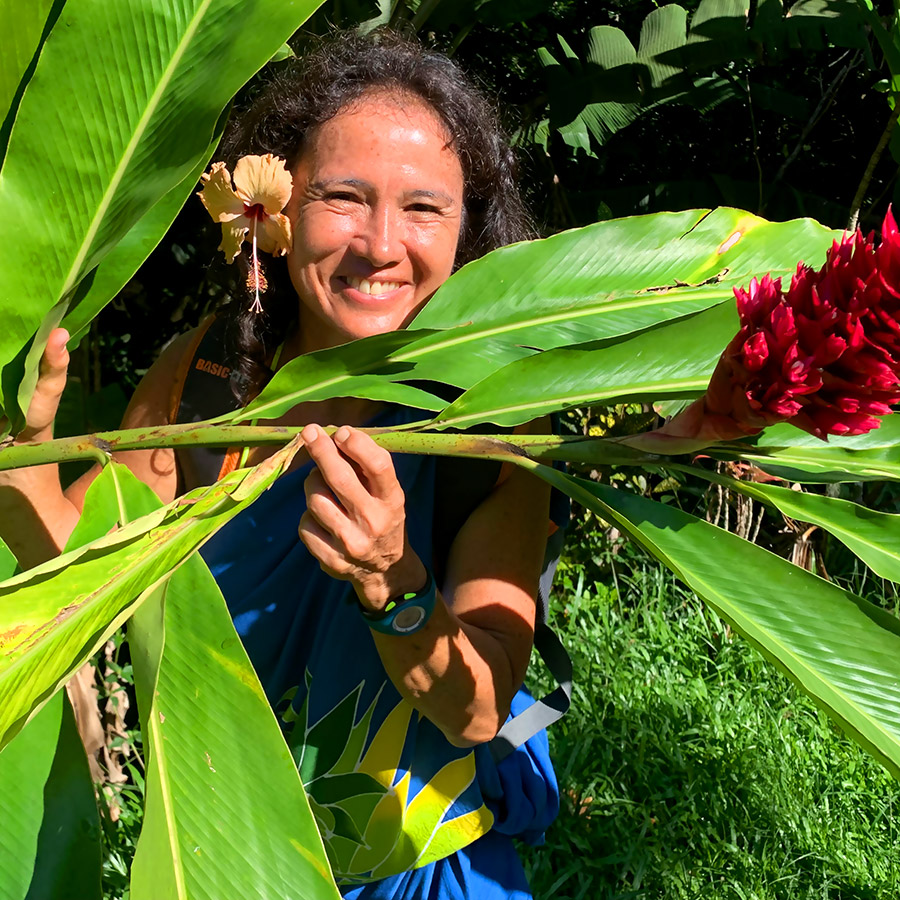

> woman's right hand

[{"left": 18, "top": 328, "right": 70, "bottom": 442}]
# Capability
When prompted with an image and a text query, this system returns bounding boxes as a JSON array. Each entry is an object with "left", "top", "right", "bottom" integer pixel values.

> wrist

[
  {"left": 359, "top": 568, "right": 437, "bottom": 636},
  {"left": 355, "top": 556, "right": 428, "bottom": 613}
]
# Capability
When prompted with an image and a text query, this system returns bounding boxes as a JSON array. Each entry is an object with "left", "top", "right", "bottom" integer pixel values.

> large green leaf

[
  {"left": 130, "top": 556, "right": 340, "bottom": 900},
  {"left": 0, "top": 0, "right": 323, "bottom": 430},
  {"left": 0, "top": 691, "right": 101, "bottom": 900},
  {"left": 410, "top": 208, "right": 838, "bottom": 388},
  {"left": 0, "top": 0, "right": 60, "bottom": 165},
  {"left": 70, "top": 464, "right": 339, "bottom": 899},
  {"left": 61, "top": 108, "right": 231, "bottom": 345},
  {"left": 0, "top": 697, "right": 59, "bottom": 900},
  {"left": 429, "top": 302, "right": 736, "bottom": 430},
  {"left": 532, "top": 464, "right": 900, "bottom": 777},
  {"left": 237, "top": 209, "right": 838, "bottom": 421},
  {"left": 726, "top": 415, "right": 900, "bottom": 482},
  {"left": 0, "top": 438, "right": 303, "bottom": 750}
]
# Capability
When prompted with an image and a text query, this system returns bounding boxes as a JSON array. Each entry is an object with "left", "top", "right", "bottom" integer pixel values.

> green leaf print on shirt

[{"left": 281, "top": 675, "right": 495, "bottom": 882}]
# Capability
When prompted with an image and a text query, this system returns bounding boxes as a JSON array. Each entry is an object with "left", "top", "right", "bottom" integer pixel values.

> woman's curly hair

[{"left": 216, "top": 29, "right": 534, "bottom": 399}]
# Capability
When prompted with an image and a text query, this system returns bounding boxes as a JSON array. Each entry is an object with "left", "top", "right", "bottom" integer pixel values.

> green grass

[{"left": 521, "top": 537, "right": 900, "bottom": 900}]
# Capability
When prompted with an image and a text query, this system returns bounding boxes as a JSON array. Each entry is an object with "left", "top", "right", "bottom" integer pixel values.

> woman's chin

[{"left": 299, "top": 313, "right": 407, "bottom": 351}]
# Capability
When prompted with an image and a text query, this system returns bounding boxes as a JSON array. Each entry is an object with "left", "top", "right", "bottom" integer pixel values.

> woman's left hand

[{"left": 298, "top": 424, "right": 427, "bottom": 610}]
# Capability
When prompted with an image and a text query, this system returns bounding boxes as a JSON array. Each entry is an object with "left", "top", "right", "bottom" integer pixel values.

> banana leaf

[
  {"left": 130, "top": 556, "right": 340, "bottom": 900},
  {"left": 0, "top": 0, "right": 324, "bottom": 432},
  {"left": 0, "top": 527, "right": 101, "bottom": 900},
  {"left": 0, "top": 438, "right": 303, "bottom": 750},
  {"left": 0, "top": 692, "right": 102, "bottom": 900},
  {"left": 66, "top": 464, "right": 340, "bottom": 899},
  {"left": 0, "top": 0, "right": 60, "bottom": 166}
]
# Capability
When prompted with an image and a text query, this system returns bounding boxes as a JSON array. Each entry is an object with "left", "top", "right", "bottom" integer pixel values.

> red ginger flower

[{"left": 627, "top": 210, "right": 900, "bottom": 454}]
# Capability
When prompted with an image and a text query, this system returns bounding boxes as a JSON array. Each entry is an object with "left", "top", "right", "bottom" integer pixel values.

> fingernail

[
  {"left": 335, "top": 427, "right": 350, "bottom": 443},
  {"left": 302, "top": 425, "right": 318, "bottom": 444}
]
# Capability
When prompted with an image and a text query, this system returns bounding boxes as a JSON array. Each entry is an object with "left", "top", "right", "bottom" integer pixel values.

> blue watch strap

[{"left": 360, "top": 570, "right": 437, "bottom": 635}]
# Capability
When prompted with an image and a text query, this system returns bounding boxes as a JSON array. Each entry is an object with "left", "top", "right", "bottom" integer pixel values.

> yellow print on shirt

[{"left": 279, "top": 677, "right": 494, "bottom": 882}]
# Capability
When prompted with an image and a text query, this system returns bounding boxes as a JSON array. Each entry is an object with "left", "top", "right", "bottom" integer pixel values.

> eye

[
  {"left": 407, "top": 202, "right": 443, "bottom": 215},
  {"left": 325, "top": 191, "right": 360, "bottom": 203}
]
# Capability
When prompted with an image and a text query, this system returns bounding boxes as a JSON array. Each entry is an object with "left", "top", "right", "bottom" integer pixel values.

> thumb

[{"left": 20, "top": 328, "right": 70, "bottom": 441}]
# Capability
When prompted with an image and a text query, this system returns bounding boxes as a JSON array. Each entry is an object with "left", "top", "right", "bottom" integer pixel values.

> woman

[{"left": 1, "top": 31, "right": 559, "bottom": 899}]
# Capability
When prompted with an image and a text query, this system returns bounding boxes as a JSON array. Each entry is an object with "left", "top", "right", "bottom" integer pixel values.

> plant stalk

[
  {"left": 0, "top": 423, "right": 657, "bottom": 472},
  {"left": 848, "top": 100, "right": 900, "bottom": 231}
]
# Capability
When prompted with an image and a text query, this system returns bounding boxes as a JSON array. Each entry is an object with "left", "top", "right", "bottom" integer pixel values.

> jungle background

[{"left": 73, "top": 1, "right": 900, "bottom": 898}]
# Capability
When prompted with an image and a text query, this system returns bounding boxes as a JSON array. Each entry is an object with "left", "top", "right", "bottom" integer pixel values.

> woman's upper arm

[
  {"left": 64, "top": 330, "right": 197, "bottom": 510},
  {"left": 440, "top": 425, "right": 552, "bottom": 692}
]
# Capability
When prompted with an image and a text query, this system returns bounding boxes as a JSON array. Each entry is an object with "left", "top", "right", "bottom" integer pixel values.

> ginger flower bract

[
  {"left": 198, "top": 154, "right": 294, "bottom": 312},
  {"left": 628, "top": 209, "right": 900, "bottom": 454}
]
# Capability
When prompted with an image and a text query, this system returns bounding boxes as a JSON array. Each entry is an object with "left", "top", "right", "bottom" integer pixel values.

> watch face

[{"left": 393, "top": 605, "right": 427, "bottom": 634}]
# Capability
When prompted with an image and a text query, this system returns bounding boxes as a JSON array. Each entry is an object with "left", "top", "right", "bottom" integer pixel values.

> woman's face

[{"left": 285, "top": 90, "right": 465, "bottom": 352}]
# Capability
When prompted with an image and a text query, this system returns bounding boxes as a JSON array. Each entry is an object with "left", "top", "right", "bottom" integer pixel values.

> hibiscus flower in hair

[{"left": 198, "top": 154, "right": 293, "bottom": 313}]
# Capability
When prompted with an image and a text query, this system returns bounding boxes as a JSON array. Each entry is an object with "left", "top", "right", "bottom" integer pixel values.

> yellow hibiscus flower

[{"left": 198, "top": 153, "right": 294, "bottom": 311}]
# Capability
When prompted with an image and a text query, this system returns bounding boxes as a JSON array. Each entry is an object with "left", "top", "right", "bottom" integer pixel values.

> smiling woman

[{"left": 0, "top": 28, "right": 560, "bottom": 900}]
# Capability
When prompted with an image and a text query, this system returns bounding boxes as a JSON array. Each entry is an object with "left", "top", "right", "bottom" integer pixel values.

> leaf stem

[{"left": 0, "top": 423, "right": 656, "bottom": 471}]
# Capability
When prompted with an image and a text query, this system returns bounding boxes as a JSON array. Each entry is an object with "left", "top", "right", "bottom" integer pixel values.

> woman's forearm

[
  {"left": 0, "top": 460, "right": 82, "bottom": 567},
  {"left": 370, "top": 588, "right": 531, "bottom": 747}
]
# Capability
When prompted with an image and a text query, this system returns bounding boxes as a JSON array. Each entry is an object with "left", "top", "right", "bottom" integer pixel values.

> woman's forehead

[
  {"left": 302, "top": 89, "right": 455, "bottom": 157},
  {"left": 294, "top": 91, "right": 463, "bottom": 190}
]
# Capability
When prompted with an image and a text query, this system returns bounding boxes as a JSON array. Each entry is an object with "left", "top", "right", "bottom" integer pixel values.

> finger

[
  {"left": 298, "top": 510, "right": 349, "bottom": 578},
  {"left": 302, "top": 424, "right": 370, "bottom": 512},
  {"left": 22, "top": 328, "right": 70, "bottom": 439},
  {"left": 332, "top": 427, "right": 401, "bottom": 502},
  {"left": 304, "top": 468, "right": 352, "bottom": 536}
]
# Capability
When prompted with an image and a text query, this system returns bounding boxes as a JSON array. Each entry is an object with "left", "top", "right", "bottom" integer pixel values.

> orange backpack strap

[{"left": 169, "top": 315, "right": 243, "bottom": 488}]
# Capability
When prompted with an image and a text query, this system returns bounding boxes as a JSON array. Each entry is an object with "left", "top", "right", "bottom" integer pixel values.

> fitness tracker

[{"left": 360, "top": 570, "right": 437, "bottom": 636}]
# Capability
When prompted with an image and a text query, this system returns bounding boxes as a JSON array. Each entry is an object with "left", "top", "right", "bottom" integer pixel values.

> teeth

[{"left": 346, "top": 276, "right": 401, "bottom": 296}]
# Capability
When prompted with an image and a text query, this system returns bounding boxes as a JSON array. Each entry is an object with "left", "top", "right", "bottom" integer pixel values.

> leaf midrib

[{"left": 59, "top": 0, "right": 215, "bottom": 298}]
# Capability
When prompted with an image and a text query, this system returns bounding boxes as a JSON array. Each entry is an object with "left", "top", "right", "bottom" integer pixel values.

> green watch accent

[{"left": 360, "top": 569, "right": 437, "bottom": 635}]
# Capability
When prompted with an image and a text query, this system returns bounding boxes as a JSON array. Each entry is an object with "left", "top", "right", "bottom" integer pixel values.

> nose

[{"left": 352, "top": 202, "right": 404, "bottom": 267}]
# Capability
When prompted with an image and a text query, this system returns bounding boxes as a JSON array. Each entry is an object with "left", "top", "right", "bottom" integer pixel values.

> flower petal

[
  {"left": 232, "top": 154, "right": 293, "bottom": 214},
  {"left": 219, "top": 218, "right": 249, "bottom": 263},
  {"left": 256, "top": 212, "right": 293, "bottom": 257},
  {"left": 198, "top": 162, "right": 244, "bottom": 222}
]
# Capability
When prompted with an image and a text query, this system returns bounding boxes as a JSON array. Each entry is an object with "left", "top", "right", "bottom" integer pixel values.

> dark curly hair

[{"left": 216, "top": 29, "right": 534, "bottom": 399}]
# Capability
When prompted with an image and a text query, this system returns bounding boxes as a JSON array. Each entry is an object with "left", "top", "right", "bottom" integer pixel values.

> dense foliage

[{"left": 4, "top": 2, "right": 900, "bottom": 899}]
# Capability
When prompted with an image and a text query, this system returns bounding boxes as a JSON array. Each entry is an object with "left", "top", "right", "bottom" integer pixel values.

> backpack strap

[
  {"left": 171, "top": 315, "right": 244, "bottom": 488},
  {"left": 169, "top": 321, "right": 572, "bottom": 756}
]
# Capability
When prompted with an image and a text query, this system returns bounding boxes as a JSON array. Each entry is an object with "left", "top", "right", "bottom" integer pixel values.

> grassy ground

[{"left": 520, "top": 529, "right": 900, "bottom": 900}]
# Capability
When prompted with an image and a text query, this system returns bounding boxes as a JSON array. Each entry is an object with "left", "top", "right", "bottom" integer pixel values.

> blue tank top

[{"left": 199, "top": 408, "right": 555, "bottom": 885}]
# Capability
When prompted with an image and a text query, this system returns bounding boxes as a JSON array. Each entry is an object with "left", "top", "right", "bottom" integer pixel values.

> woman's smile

[
  {"left": 342, "top": 275, "right": 405, "bottom": 297},
  {"left": 285, "top": 89, "right": 465, "bottom": 353}
]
